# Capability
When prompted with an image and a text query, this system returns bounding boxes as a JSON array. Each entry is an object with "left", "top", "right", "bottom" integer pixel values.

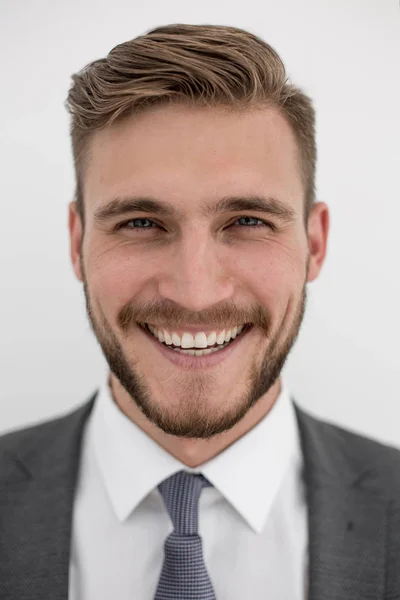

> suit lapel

[
  {"left": 0, "top": 394, "right": 96, "bottom": 600},
  {"left": 294, "top": 402, "right": 387, "bottom": 600}
]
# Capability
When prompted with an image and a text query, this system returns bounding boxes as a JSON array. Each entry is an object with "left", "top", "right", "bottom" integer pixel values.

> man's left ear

[{"left": 306, "top": 202, "right": 330, "bottom": 283}]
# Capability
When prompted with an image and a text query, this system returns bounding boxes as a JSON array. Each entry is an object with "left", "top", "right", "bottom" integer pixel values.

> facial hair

[{"left": 80, "top": 252, "right": 309, "bottom": 439}]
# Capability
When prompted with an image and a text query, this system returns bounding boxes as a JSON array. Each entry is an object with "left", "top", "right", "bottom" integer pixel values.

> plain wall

[{"left": 1, "top": 0, "right": 399, "bottom": 446}]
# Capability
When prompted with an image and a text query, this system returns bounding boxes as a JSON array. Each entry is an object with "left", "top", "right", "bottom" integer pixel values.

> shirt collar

[{"left": 88, "top": 370, "right": 303, "bottom": 533}]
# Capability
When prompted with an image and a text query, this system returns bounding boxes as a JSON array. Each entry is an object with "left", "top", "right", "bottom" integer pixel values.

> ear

[
  {"left": 306, "top": 202, "right": 330, "bottom": 282},
  {"left": 68, "top": 200, "right": 84, "bottom": 282}
]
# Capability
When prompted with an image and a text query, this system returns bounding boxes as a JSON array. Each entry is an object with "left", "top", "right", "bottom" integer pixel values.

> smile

[
  {"left": 144, "top": 322, "right": 250, "bottom": 355},
  {"left": 137, "top": 322, "right": 254, "bottom": 369}
]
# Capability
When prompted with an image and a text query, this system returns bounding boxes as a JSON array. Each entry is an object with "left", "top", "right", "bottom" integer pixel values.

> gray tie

[{"left": 154, "top": 470, "right": 217, "bottom": 600}]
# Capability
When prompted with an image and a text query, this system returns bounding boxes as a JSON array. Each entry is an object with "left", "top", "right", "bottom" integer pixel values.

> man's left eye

[{"left": 232, "top": 217, "right": 272, "bottom": 229}]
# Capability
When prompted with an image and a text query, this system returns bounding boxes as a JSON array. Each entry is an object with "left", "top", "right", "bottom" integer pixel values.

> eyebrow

[{"left": 93, "top": 195, "right": 297, "bottom": 224}]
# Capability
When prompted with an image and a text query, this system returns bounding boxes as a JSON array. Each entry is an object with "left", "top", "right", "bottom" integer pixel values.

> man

[{"left": 0, "top": 22, "right": 399, "bottom": 600}]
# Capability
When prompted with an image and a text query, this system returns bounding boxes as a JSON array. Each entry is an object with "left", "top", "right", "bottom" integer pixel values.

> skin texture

[{"left": 69, "top": 104, "right": 329, "bottom": 467}]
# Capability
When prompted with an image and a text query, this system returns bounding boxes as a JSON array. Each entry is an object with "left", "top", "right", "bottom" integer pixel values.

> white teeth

[
  {"left": 171, "top": 333, "right": 181, "bottom": 347},
  {"left": 207, "top": 331, "right": 217, "bottom": 346},
  {"left": 176, "top": 332, "right": 209, "bottom": 349},
  {"left": 145, "top": 323, "right": 247, "bottom": 349},
  {"left": 216, "top": 330, "right": 226, "bottom": 345},
  {"left": 181, "top": 332, "right": 195, "bottom": 349},
  {"left": 173, "top": 342, "right": 230, "bottom": 356},
  {"left": 194, "top": 332, "right": 208, "bottom": 348}
]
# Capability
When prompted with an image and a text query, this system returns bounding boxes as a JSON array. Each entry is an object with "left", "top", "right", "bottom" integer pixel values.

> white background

[{"left": 0, "top": 0, "right": 399, "bottom": 447}]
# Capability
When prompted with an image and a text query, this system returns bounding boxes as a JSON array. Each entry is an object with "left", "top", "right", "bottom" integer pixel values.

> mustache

[{"left": 117, "top": 300, "right": 271, "bottom": 333}]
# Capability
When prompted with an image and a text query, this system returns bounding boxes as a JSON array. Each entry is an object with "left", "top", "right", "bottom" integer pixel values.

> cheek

[
  {"left": 89, "top": 252, "right": 150, "bottom": 311},
  {"left": 232, "top": 243, "right": 303, "bottom": 302},
  {"left": 87, "top": 235, "right": 305, "bottom": 314}
]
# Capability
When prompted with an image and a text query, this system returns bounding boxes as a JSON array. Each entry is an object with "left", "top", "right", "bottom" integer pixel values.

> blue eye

[
  {"left": 233, "top": 216, "right": 271, "bottom": 228},
  {"left": 131, "top": 218, "right": 154, "bottom": 228},
  {"left": 116, "top": 216, "right": 273, "bottom": 232},
  {"left": 117, "top": 218, "right": 158, "bottom": 230}
]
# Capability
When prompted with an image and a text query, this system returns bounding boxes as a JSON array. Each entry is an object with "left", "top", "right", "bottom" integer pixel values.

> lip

[{"left": 137, "top": 322, "right": 254, "bottom": 370}]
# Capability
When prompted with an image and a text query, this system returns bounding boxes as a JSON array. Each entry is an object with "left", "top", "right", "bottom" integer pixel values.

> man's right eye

[{"left": 115, "top": 218, "right": 159, "bottom": 231}]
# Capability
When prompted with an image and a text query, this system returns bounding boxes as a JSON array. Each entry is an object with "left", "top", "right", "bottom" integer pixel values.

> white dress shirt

[{"left": 69, "top": 371, "right": 308, "bottom": 599}]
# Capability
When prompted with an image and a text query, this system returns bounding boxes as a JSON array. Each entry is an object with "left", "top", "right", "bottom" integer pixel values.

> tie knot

[{"left": 158, "top": 470, "right": 212, "bottom": 535}]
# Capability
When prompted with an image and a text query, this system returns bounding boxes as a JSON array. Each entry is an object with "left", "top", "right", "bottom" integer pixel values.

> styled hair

[{"left": 65, "top": 23, "right": 317, "bottom": 228}]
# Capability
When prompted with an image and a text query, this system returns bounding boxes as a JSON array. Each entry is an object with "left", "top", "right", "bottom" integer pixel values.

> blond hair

[{"left": 65, "top": 23, "right": 316, "bottom": 227}]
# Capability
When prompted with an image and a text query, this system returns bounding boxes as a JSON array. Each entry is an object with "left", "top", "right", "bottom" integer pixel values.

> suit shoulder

[
  {"left": 0, "top": 393, "right": 97, "bottom": 457},
  {"left": 301, "top": 406, "right": 400, "bottom": 493},
  {"left": 323, "top": 416, "right": 400, "bottom": 463}
]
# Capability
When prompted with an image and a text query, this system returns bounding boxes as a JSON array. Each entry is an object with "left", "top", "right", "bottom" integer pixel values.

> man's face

[{"left": 69, "top": 104, "right": 325, "bottom": 439}]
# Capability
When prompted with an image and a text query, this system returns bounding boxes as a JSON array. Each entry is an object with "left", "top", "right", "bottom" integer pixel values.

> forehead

[{"left": 84, "top": 104, "right": 304, "bottom": 216}]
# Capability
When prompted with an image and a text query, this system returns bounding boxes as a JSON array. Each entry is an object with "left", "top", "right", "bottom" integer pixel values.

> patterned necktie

[{"left": 154, "top": 470, "right": 217, "bottom": 600}]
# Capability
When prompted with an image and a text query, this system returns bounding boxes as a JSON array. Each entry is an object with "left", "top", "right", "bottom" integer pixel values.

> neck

[{"left": 109, "top": 373, "right": 282, "bottom": 468}]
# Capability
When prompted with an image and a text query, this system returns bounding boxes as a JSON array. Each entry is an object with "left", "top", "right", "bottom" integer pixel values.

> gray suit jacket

[{"left": 0, "top": 391, "right": 399, "bottom": 600}]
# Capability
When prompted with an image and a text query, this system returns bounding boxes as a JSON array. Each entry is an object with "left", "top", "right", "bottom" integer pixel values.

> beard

[{"left": 80, "top": 253, "right": 309, "bottom": 439}]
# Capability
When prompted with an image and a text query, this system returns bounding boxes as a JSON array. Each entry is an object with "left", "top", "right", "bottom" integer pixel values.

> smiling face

[{"left": 69, "top": 103, "right": 328, "bottom": 439}]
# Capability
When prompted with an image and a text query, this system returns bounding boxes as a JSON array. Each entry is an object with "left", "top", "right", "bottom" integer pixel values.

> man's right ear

[{"left": 68, "top": 200, "right": 84, "bottom": 282}]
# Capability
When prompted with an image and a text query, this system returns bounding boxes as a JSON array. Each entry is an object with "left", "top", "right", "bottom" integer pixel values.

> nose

[{"left": 156, "top": 230, "right": 234, "bottom": 313}]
